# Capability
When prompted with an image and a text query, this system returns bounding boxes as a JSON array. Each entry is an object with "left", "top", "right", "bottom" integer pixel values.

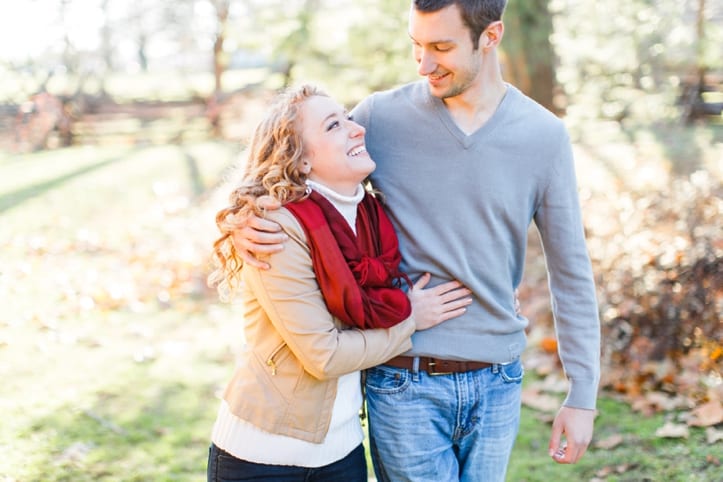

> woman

[{"left": 207, "top": 84, "right": 471, "bottom": 481}]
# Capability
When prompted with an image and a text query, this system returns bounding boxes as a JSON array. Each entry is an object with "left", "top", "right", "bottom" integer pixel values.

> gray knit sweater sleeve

[{"left": 533, "top": 129, "right": 601, "bottom": 409}]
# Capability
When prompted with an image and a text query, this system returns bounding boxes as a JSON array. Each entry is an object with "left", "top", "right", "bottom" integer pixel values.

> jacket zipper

[{"left": 266, "top": 343, "right": 286, "bottom": 375}]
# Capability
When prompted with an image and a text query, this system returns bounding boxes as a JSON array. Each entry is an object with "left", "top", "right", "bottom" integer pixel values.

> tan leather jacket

[{"left": 223, "top": 207, "right": 415, "bottom": 443}]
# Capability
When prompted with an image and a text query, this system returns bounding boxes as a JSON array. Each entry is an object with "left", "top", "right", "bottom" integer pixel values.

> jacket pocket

[{"left": 265, "top": 342, "right": 291, "bottom": 376}]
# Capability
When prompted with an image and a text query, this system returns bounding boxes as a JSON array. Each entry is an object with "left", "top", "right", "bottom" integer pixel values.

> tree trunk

[
  {"left": 696, "top": 0, "right": 706, "bottom": 85},
  {"left": 212, "top": 0, "right": 230, "bottom": 95},
  {"left": 501, "top": 0, "right": 561, "bottom": 115}
]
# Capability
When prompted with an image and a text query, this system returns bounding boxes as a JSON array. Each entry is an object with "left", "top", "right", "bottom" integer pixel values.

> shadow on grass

[
  {"left": 180, "top": 141, "right": 244, "bottom": 201},
  {"left": 0, "top": 153, "right": 134, "bottom": 214},
  {"left": 0, "top": 141, "right": 238, "bottom": 215},
  {"left": 183, "top": 149, "right": 205, "bottom": 198},
  {"left": 172, "top": 144, "right": 206, "bottom": 199},
  {"left": 16, "top": 375, "right": 217, "bottom": 482}
]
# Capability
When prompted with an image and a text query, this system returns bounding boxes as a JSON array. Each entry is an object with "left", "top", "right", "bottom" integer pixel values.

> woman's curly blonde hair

[{"left": 209, "top": 84, "right": 326, "bottom": 300}]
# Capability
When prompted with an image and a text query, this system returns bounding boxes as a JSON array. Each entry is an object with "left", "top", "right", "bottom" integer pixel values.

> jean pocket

[
  {"left": 364, "top": 366, "right": 411, "bottom": 394},
  {"left": 216, "top": 450, "right": 253, "bottom": 480},
  {"left": 498, "top": 359, "right": 524, "bottom": 384}
]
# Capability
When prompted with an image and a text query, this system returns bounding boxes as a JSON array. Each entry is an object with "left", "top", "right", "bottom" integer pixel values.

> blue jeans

[
  {"left": 365, "top": 358, "right": 524, "bottom": 482},
  {"left": 207, "top": 443, "right": 367, "bottom": 482}
]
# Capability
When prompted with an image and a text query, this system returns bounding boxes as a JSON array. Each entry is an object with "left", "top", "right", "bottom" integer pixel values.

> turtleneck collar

[{"left": 306, "top": 180, "right": 365, "bottom": 234}]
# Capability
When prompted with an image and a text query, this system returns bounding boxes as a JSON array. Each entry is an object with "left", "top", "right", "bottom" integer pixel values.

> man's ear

[{"left": 480, "top": 20, "right": 504, "bottom": 50}]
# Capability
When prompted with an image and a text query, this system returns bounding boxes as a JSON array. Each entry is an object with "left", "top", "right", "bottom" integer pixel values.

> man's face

[{"left": 408, "top": 3, "right": 482, "bottom": 99}]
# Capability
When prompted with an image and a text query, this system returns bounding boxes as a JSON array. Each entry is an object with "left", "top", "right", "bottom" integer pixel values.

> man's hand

[
  {"left": 221, "top": 197, "right": 286, "bottom": 270},
  {"left": 407, "top": 273, "right": 472, "bottom": 330},
  {"left": 548, "top": 406, "right": 596, "bottom": 464}
]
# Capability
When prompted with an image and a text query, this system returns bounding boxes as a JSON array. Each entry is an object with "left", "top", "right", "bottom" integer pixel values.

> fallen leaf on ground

[
  {"left": 595, "top": 463, "right": 635, "bottom": 478},
  {"left": 521, "top": 387, "right": 560, "bottom": 413},
  {"left": 523, "top": 351, "right": 559, "bottom": 376},
  {"left": 540, "top": 337, "right": 557, "bottom": 353},
  {"left": 705, "top": 427, "right": 723, "bottom": 445},
  {"left": 594, "top": 433, "right": 624, "bottom": 449},
  {"left": 688, "top": 400, "right": 723, "bottom": 427},
  {"left": 629, "top": 390, "right": 691, "bottom": 416},
  {"left": 644, "top": 391, "right": 688, "bottom": 412},
  {"left": 655, "top": 422, "right": 689, "bottom": 439},
  {"left": 538, "top": 373, "right": 569, "bottom": 394}
]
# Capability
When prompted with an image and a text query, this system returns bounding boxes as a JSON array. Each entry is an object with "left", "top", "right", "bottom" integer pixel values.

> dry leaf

[
  {"left": 523, "top": 352, "right": 559, "bottom": 376},
  {"left": 705, "top": 427, "right": 723, "bottom": 445},
  {"left": 688, "top": 400, "right": 723, "bottom": 427},
  {"left": 521, "top": 387, "right": 560, "bottom": 413},
  {"left": 594, "top": 433, "right": 624, "bottom": 449},
  {"left": 705, "top": 454, "right": 721, "bottom": 466},
  {"left": 540, "top": 337, "right": 558, "bottom": 353},
  {"left": 644, "top": 391, "right": 679, "bottom": 411},
  {"left": 655, "top": 422, "right": 689, "bottom": 439},
  {"left": 597, "top": 463, "right": 635, "bottom": 477},
  {"left": 538, "top": 373, "right": 569, "bottom": 394},
  {"left": 631, "top": 396, "right": 655, "bottom": 416}
]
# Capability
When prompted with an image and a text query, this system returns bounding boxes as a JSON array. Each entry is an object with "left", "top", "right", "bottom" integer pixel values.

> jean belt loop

[
  {"left": 412, "top": 356, "right": 420, "bottom": 382},
  {"left": 492, "top": 363, "right": 500, "bottom": 374}
]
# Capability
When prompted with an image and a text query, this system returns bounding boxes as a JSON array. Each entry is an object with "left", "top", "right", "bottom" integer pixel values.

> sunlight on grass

[
  {"left": 1, "top": 128, "right": 720, "bottom": 480},
  {"left": 0, "top": 142, "right": 243, "bottom": 481}
]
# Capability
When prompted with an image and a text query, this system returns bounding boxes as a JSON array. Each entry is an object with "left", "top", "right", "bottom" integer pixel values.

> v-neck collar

[{"left": 429, "top": 84, "right": 511, "bottom": 149}]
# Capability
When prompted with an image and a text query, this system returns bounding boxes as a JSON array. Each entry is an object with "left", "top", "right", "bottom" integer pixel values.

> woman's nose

[{"left": 348, "top": 120, "right": 365, "bottom": 137}]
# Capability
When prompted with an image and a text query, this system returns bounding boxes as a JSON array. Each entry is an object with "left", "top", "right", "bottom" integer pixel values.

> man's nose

[{"left": 417, "top": 50, "right": 436, "bottom": 76}]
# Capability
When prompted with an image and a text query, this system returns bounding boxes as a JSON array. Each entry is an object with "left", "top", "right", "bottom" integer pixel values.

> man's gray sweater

[{"left": 352, "top": 81, "right": 600, "bottom": 409}]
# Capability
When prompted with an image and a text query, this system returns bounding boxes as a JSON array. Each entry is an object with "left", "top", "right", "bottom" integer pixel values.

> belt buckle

[{"left": 427, "top": 360, "right": 452, "bottom": 376}]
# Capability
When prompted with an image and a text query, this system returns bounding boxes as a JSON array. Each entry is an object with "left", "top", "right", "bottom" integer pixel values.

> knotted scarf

[{"left": 284, "top": 189, "right": 411, "bottom": 329}]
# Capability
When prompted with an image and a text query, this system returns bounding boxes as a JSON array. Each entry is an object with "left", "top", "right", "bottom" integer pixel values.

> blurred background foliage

[
  {"left": 1, "top": 0, "right": 721, "bottom": 112},
  {"left": 1, "top": 0, "right": 721, "bottom": 480}
]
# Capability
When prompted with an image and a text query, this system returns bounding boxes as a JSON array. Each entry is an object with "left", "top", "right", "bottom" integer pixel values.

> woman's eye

[{"left": 326, "top": 120, "right": 340, "bottom": 131}]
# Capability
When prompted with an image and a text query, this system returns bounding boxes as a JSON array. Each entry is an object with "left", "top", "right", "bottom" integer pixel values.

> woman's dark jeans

[{"left": 207, "top": 442, "right": 367, "bottom": 482}]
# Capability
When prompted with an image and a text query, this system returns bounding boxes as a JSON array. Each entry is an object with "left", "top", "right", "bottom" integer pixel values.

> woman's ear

[{"left": 300, "top": 158, "right": 312, "bottom": 175}]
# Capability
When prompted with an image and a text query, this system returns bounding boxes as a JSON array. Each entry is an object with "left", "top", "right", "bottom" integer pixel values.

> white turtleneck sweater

[{"left": 211, "top": 181, "right": 367, "bottom": 467}]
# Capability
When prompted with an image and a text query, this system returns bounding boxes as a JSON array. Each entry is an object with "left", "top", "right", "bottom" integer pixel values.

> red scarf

[{"left": 284, "top": 190, "right": 411, "bottom": 329}]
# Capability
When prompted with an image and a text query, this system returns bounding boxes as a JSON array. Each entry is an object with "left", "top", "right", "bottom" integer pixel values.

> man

[{"left": 230, "top": 1, "right": 600, "bottom": 480}]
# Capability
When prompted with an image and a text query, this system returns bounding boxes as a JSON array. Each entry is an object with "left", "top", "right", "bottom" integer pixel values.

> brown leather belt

[{"left": 383, "top": 356, "right": 492, "bottom": 376}]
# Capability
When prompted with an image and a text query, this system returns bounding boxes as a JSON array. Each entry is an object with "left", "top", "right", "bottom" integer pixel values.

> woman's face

[{"left": 299, "top": 95, "right": 375, "bottom": 195}]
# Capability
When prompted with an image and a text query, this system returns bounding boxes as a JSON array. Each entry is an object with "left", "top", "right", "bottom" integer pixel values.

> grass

[
  {"left": 1, "top": 118, "right": 720, "bottom": 481},
  {"left": 507, "top": 395, "right": 720, "bottom": 482},
  {"left": 4, "top": 311, "right": 230, "bottom": 481},
  {"left": 0, "top": 140, "right": 240, "bottom": 481}
]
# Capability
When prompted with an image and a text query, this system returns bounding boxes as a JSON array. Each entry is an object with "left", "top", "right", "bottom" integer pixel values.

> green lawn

[
  {"left": 0, "top": 141, "right": 719, "bottom": 481},
  {"left": 0, "top": 142, "right": 240, "bottom": 481},
  {"left": 507, "top": 393, "right": 719, "bottom": 482}
]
